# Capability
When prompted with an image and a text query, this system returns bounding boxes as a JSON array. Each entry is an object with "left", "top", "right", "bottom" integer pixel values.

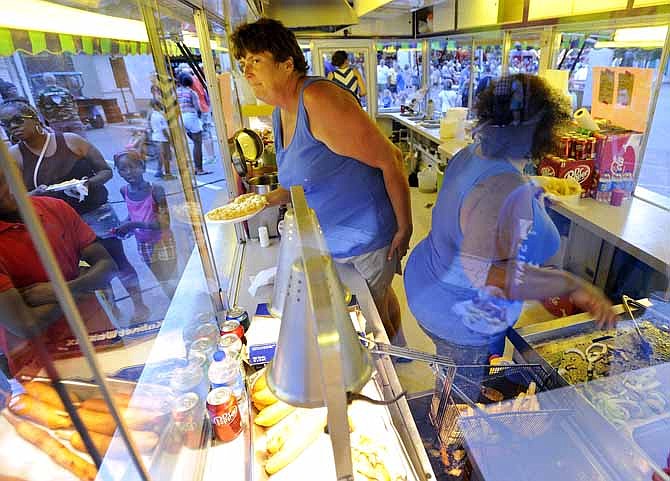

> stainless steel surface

[
  {"left": 267, "top": 186, "right": 373, "bottom": 480},
  {"left": 0, "top": 131, "right": 151, "bottom": 481},
  {"left": 269, "top": 210, "right": 296, "bottom": 318},
  {"left": 246, "top": 173, "right": 279, "bottom": 194},
  {"left": 263, "top": 0, "right": 357, "bottom": 31},
  {"left": 233, "top": 239, "right": 435, "bottom": 481},
  {"left": 268, "top": 255, "right": 373, "bottom": 407}
]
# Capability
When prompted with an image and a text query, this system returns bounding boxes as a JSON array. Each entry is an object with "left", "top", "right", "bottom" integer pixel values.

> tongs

[{"left": 622, "top": 295, "right": 654, "bottom": 360}]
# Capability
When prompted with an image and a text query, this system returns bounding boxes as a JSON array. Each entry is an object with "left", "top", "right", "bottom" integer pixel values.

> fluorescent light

[
  {"left": 613, "top": 26, "right": 668, "bottom": 43},
  {"left": 1, "top": 0, "right": 148, "bottom": 42}
]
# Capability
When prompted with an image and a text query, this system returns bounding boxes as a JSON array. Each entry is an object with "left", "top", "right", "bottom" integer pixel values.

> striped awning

[{"left": 0, "top": 27, "right": 150, "bottom": 56}]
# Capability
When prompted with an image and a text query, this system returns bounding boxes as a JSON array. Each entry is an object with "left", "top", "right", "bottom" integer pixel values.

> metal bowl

[{"left": 247, "top": 173, "right": 279, "bottom": 194}]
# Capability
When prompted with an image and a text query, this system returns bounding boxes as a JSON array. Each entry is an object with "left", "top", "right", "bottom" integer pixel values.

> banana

[
  {"left": 254, "top": 400, "right": 295, "bottom": 427},
  {"left": 265, "top": 410, "right": 300, "bottom": 454},
  {"left": 251, "top": 386, "right": 278, "bottom": 407},
  {"left": 265, "top": 410, "right": 326, "bottom": 475},
  {"left": 252, "top": 372, "right": 268, "bottom": 394}
]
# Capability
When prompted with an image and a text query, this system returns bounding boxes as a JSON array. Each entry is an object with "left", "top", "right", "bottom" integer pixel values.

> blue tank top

[
  {"left": 404, "top": 144, "right": 560, "bottom": 346},
  {"left": 273, "top": 77, "right": 396, "bottom": 258}
]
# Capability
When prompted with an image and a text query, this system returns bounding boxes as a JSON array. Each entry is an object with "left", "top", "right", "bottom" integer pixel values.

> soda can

[
  {"left": 188, "top": 350, "right": 209, "bottom": 374},
  {"left": 559, "top": 136, "right": 571, "bottom": 158},
  {"left": 183, "top": 320, "right": 219, "bottom": 350},
  {"left": 172, "top": 392, "right": 203, "bottom": 449},
  {"left": 189, "top": 336, "right": 217, "bottom": 362},
  {"left": 589, "top": 138, "right": 597, "bottom": 160},
  {"left": 220, "top": 319, "right": 244, "bottom": 341},
  {"left": 218, "top": 333, "right": 243, "bottom": 360},
  {"left": 207, "top": 387, "right": 243, "bottom": 442},
  {"left": 226, "top": 307, "right": 250, "bottom": 332},
  {"left": 170, "top": 359, "right": 207, "bottom": 398}
]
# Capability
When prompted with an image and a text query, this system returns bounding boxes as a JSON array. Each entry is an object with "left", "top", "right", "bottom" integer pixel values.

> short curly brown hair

[
  {"left": 230, "top": 19, "right": 308, "bottom": 75},
  {"left": 474, "top": 74, "right": 572, "bottom": 159}
]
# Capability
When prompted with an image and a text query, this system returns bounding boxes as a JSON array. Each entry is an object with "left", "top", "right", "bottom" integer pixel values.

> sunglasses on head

[{"left": 0, "top": 114, "right": 36, "bottom": 128}]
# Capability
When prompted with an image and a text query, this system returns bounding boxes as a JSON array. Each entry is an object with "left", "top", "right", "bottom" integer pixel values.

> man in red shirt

[{"left": 0, "top": 168, "right": 116, "bottom": 374}]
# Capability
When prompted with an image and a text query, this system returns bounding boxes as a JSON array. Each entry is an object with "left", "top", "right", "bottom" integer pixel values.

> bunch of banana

[
  {"left": 250, "top": 371, "right": 297, "bottom": 427},
  {"left": 264, "top": 409, "right": 327, "bottom": 475}
]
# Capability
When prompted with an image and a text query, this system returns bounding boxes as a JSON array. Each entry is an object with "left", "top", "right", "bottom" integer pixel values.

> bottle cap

[{"left": 213, "top": 351, "right": 225, "bottom": 362}]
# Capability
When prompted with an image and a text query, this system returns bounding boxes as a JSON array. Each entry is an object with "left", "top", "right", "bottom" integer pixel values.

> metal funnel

[
  {"left": 267, "top": 255, "right": 372, "bottom": 407},
  {"left": 269, "top": 209, "right": 296, "bottom": 318}
]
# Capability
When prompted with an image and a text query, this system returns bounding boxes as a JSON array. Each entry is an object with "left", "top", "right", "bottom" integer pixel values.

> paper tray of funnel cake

[
  {"left": 247, "top": 368, "right": 417, "bottom": 481},
  {"left": 0, "top": 377, "right": 175, "bottom": 481}
]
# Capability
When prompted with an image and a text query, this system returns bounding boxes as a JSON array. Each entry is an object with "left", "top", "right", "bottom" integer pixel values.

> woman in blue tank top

[
  {"left": 404, "top": 74, "right": 616, "bottom": 398},
  {"left": 231, "top": 19, "right": 412, "bottom": 344}
]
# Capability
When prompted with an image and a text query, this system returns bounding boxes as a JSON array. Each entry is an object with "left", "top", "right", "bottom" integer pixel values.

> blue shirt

[
  {"left": 404, "top": 145, "right": 560, "bottom": 346},
  {"left": 273, "top": 77, "right": 396, "bottom": 258}
]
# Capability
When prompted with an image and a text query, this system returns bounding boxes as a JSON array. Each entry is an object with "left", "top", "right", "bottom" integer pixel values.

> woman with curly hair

[{"left": 404, "top": 74, "right": 615, "bottom": 397}]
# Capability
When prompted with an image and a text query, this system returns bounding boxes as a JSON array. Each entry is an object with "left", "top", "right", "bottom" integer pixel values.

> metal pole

[
  {"left": 502, "top": 30, "right": 512, "bottom": 74},
  {"left": 140, "top": 0, "right": 224, "bottom": 312},
  {"left": 193, "top": 9, "right": 241, "bottom": 210},
  {"left": 421, "top": 39, "right": 429, "bottom": 94},
  {"left": 0, "top": 140, "right": 151, "bottom": 481},
  {"left": 633, "top": 25, "right": 670, "bottom": 192},
  {"left": 291, "top": 186, "right": 354, "bottom": 481},
  {"left": 468, "top": 37, "right": 475, "bottom": 110}
]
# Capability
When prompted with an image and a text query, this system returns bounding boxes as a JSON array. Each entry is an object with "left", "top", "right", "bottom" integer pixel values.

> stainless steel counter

[
  {"left": 233, "top": 238, "right": 435, "bottom": 481},
  {"left": 378, "top": 111, "right": 442, "bottom": 144},
  {"left": 550, "top": 197, "right": 670, "bottom": 274}
]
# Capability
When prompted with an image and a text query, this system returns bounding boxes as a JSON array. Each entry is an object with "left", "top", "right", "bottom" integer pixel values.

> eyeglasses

[{"left": 0, "top": 114, "right": 35, "bottom": 128}]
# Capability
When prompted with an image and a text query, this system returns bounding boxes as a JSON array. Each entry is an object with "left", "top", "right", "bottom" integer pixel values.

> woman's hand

[
  {"left": 388, "top": 225, "right": 412, "bottom": 261},
  {"left": 113, "top": 222, "right": 136, "bottom": 238},
  {"left": 19, "top": 282, "right": 57, "bottom": 306},
  {"left": 28, "top": 185, "right": 48, "bottom": 196},
  {"left": 570, "top": 284, "right": 617, "bottom": 329}
]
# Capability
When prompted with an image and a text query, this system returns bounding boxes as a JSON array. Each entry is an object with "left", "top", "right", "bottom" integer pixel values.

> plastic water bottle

[
  {"left": 596, "top": 173, "right": 612, "bottom": 203},
  {"left": 208, "top": 351, "right": 245, "bottom": 402}
]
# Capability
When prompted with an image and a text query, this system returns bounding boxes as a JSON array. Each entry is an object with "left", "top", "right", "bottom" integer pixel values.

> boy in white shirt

[
  {"left": 438, "top": 79, "right": 459, "bottom": 113},
  {"left": 149, "top": 100, "right": 175, "bottom": 180}
]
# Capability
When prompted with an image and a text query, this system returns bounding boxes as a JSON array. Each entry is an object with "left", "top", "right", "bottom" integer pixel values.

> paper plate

[
  {"left": 205, "top": 202, "right": 265, "bottom": 224},
  {"left": 44, "top": 179, "right": 86, "bottom": 192}
]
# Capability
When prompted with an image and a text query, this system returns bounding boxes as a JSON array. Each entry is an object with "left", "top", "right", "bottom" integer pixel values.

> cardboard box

[
  {"left": 246, "top": 297, "right": 365, "bottom": 366},
  {"left": 537, "top": 157, "right": 595, "bottom": 198},
  {"left": 595, "top": 131, "right": 642, "bottom": 177}
]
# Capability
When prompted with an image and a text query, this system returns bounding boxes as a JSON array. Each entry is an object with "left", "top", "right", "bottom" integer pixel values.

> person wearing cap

[
  {"left": 37, "top": 73, "right": 86, "bottom": 137},
  {"left": 231, "top": 19, "right": 412, "bottom": 346},
  {"left": 404, "top": 74, "right": 616, "bottom": 397}
]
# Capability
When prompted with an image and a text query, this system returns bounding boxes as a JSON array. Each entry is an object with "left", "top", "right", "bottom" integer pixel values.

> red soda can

[
  {"left": 559, "top": 136, "right": 571, "bottom": 158},
  {"left": 207, "top": 387, "right": 242, "bottom": 442},
  {"left": 172, "top": 392, "right": 202, "bottom": 449},
  {"left": 220, "top": 319, "right": 244, "bottom": 341},
  {"left": 226, "top": 306, "right": 250, "bottom": 332}
]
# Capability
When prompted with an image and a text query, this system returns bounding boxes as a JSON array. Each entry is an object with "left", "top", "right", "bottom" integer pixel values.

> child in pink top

[{"left": 114, "top": 150, "right": 177, "bottom": 298}]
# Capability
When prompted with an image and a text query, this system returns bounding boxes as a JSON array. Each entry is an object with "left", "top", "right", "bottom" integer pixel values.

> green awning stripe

[
  {"left": 59, "top": 34, "right": 76, "bottom": 53},
  {"left": 82, "top": 36, "right": 94, "bottom": 55},
  {"left": 28, "top": 30, "right": 47, "bottom": 54},
  {"left": 0, "top": 28, "right": 14, "bottom": 56},
  {"left": 101, "top": 38, "right": 111, "bottom": 54},
  {"left": 0, "top": 28, "right": 148, "bottom": 57}
]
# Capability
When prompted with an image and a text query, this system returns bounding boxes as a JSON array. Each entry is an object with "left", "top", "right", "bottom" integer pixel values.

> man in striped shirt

[{"left": 327, "top": 50, "right": 367, "bottom": 105}]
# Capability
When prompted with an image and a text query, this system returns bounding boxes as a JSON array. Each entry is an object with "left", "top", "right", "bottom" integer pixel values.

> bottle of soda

[
  {"left": 596, "top": 173, "right": 612, "bottom": 203},
  {"left": 208, "top": 351, "right": 245, "bottom": 403}
]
